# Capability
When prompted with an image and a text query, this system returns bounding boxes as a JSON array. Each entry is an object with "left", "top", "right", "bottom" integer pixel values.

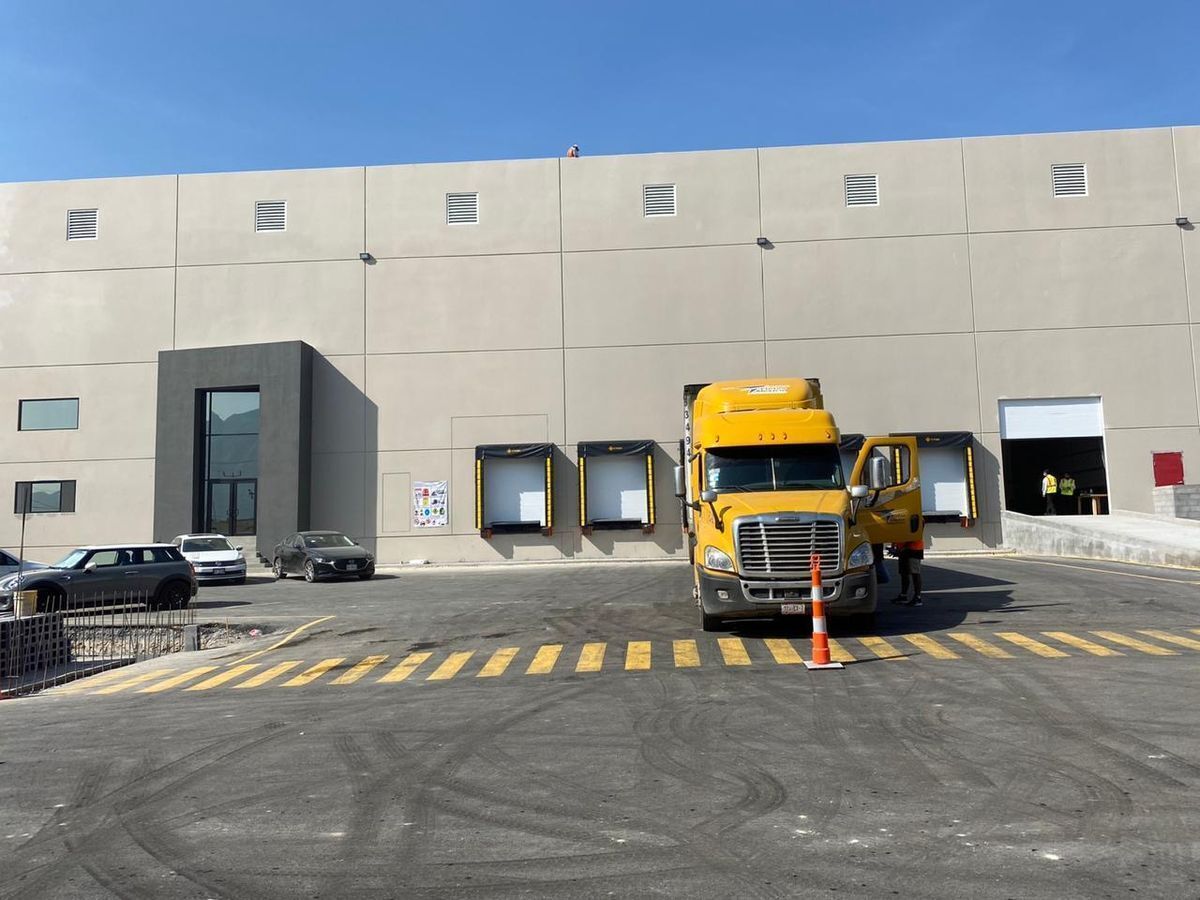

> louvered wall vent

[
  {"left": 255, "top": 200, "right": 287, "bottom": 232},
  {"left": 66, "top": 208, "right": 98, "bottom": 240},
  {"left": 844, "top": 174, "right": 879, "bottom": 207},
  {"left": 447, "top": 192, "right": 479, "bottom": 224},
  {"left": 1051, "top": 163, "right": 1088, "bottom": 197},
  {"left": 643, "top": 184, "right": 677, "bottom": 217}
]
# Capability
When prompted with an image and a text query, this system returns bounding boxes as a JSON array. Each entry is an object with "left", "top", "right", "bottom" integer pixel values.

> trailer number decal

[{"left": 744, "top": 385, "right": 789, "bottom": 395}]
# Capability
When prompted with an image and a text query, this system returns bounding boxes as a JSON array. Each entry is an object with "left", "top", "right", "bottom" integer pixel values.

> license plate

[
  {"left": 213, "top": 568, "right": 225, "bottom": 575},
  {"left": 346, "top": 563, "right": 357, "bottom": 571},
  {"left": 780, "top": 603, "right": 807, "bottom": 615}
]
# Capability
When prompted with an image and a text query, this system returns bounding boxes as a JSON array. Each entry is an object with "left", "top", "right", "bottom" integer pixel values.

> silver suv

[{"left": 0, "top": 544, "right": 198, "bottom": 614}]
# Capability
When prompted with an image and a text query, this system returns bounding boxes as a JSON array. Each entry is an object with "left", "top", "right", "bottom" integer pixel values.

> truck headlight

[
  {"left": 847, "top": 542, "right": 874, "bottom": 570},
  {"left": 704, "top": 546, "right": 734, "bottom": 572}
]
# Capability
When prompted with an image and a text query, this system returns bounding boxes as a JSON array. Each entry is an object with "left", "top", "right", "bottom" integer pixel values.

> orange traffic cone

[{"left": 805, "top": 553, "right": 844, "bottom": 670}]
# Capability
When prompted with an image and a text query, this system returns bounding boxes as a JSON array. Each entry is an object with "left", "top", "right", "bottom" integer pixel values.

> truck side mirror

[
  {"left": 849, "top": 485, "right": 869, "bottom": 500},
  {"left": 673, "top": 465, "right": 686, "bottom": 498},
  {"left": 700, "top": 489, "right": 717, "bottom": 503},
  {"left": 868, "top": 457, "right": 890, "bottom": 491}
]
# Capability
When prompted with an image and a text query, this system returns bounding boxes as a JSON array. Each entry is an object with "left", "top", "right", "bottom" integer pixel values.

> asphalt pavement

[{"left": 0, "top": 556, "right": 1197, "bottom": 899}]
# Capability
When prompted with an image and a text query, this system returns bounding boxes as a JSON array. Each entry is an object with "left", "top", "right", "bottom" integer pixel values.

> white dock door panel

[
  {"left": 919, "top": 448, "right": 968, "bottom": 515},
  {"left": 999, "top": 398, "right": 1104, "bottom": 440},
  {"left": 484, "top": 458, "right": 546, "bottom": 525},
  {"left": 587, "top": 456, "right": 649, "bottom": 523}
]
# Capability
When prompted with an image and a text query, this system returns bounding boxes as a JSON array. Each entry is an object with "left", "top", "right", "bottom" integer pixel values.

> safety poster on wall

[{"left": 412, "top": 480, "right": 448, "bottom": 528}]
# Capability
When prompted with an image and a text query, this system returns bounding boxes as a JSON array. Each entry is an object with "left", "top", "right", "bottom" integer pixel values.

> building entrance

[
  {"left": 207, "top": 478, "right": 257, "bottom": 536},
  {"left": 999, "top": 397, "right": 1109, "bottom": 516}
]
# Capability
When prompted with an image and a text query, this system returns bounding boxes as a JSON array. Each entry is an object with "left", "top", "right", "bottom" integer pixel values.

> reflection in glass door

[
  {"left": 199, "top": 389, "right": 260, "bottom": 536},
  {"left": 206, "top": 478, "right": 257, "bottom": 536}
]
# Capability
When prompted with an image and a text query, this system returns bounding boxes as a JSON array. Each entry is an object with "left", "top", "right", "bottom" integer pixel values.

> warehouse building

[{"left": 1, "top": 125, "right": 1198, "bottom": 564}]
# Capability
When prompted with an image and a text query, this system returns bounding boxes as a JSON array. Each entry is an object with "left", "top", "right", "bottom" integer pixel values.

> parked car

[
  {"left": 0, "top": 549, "right": 48, "bottom": 578},
  {"left": 272, "top": 531, "right": 375, "bottom": 583},
  {"left": 172, "top": 533, "right": 248, "bottom": 584},
  {"left": 0, "top": 544, "right": 197, "bottom": 613}
]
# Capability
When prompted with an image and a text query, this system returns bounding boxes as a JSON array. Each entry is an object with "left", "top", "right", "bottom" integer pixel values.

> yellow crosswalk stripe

[
  {"left": 718, "top": 637, "right": 751, "bottom": 666},
  {"left": 900, "top": 634, "right": 960, "bottom": 660},
  {"left": 826, "top": 638, "right": 857, "bottom": 663},
  {"left": 1138, "top": 629, "right": 1200, "bottom": 651},
  {"left": 377, "top": 652, "right": 432, "bottom": 683},
  {"left": 525, "top": 644, "right": 563, "bottom": 675},
  {"left": 478, "top": 647, "right": 520, "bottom": 678},
  {"left": 857, "top": 636, "right": 907, "bottom": 660},
  {"left": 625, "top": 641, "right": 651, "bottom": 671},
  {"left": 235, "top": 660, "right": 303, "bottom": 688},
  {"left": 58, "top": 666, "right": 135, "bottom": 693},
  {"left": 1090, "top": 631, "right": 1177, "bottom": 656},
  {"left": 284, "top": 657, "right": 347, "bottom": 687},
  {"left": 427, "top": 651, "right": 475, "bottom": 681},
  {"left": 673, "top": 639, "right": 700, "bottom": 667},
  {"left": 331, "top": 655, "right": 389, "bottom": 685},
  {"left": 764, "top": 638, "right": 804, "bottom": 665},
  {"left": 947, "top": 633, "right": 1014, "bottom": 659},
  {"left": 95, "top": 670, "right": 172, "bottom": 694},
  {"left": 1043, "top": 632, "right": 1123, "bottom": 656},
  {"left": 186, "top": 664, "right": 260, "bottom": 691},
  {"left": 995, "top": 632, "right": 1069, "bottom": 658},
  {"left": 575, "top": 642, "right": 606, "bottom": 673},
  {"left": 1192, "top": 629, "right": 1200, "bottom": 638},
  {"left": 138, "top": 666, "right": 219, "bottom": 693}
]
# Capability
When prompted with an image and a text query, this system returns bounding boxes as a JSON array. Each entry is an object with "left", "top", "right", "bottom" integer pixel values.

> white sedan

[{"left": 172, "top": 534, "right": 248, "bottom": 584}]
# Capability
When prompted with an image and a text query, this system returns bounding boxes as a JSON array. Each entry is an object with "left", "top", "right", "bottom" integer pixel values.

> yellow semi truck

[{"left": 674, "top": 378, "right": 922, "bottom": 631}]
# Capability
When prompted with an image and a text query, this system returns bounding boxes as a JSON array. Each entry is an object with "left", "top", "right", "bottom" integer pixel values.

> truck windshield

[{"left": 705, "top": 445, "right": 844, "bottom": 492}]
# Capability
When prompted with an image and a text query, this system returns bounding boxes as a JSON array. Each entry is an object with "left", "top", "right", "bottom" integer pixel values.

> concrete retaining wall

[
  {"left": 1153, "top": 485, "right": 1200, "bottom": 520},
  {"left": 1001, "top": 510, "right": 1200, "bottom": 569}
]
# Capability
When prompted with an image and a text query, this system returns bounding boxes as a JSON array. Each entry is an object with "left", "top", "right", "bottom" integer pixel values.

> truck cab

[{"left": 675, "top": 379, "right": 922, "bottom": 631}]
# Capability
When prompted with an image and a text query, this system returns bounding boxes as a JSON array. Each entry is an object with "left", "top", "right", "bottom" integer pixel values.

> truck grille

[{"left": 736, "top": 519, "right": 842, "bottom": 577}]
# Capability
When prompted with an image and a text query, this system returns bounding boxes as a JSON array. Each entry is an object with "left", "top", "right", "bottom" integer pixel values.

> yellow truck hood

[{"left": 712, "top": 490, "right": 851, "bottom": 524}]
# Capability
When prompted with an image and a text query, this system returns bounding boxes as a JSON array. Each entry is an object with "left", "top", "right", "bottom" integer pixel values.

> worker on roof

[{"left": 566, "top": 144, "right": 580, "bottom": 158}]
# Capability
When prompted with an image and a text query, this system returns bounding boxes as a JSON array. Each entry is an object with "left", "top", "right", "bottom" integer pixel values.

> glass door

[{"left": 207, "top": 478, "right": 257, "bottom": 536}]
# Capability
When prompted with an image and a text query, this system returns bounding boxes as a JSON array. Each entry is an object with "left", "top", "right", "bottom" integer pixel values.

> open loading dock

[{"left": 577, "top": 440, "right": 656, "bottom": 534}]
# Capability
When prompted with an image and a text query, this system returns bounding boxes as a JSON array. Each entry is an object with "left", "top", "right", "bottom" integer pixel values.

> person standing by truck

[{"left": 890, "top": 537, "right": 925, "bottom": 606}]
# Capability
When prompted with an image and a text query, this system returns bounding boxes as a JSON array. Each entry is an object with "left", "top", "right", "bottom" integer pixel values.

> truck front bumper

[{"left": 697, "top": 567, "right": 876, "bottom": 619}]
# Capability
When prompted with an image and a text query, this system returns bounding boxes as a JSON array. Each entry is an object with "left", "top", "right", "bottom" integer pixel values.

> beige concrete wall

[
  {"left": 3, "top": 125, "right": 1199, "bottom": 559},
  {"left": 0, "top": 175, "right": 176, "bottom": 275}
]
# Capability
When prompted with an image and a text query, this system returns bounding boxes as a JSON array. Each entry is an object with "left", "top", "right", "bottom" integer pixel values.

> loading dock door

[
  {"left": 578, "top": 440, "right": 655, "bottom": 532},
  {"left": 475, "top": 443, "right": 554, "bottom": 535},
  {"left": 999, "top": 398, "right": 1103, "bottom": 440},
  {"left": 998, "top": 398, "right": 1107, "bottom": 516}
]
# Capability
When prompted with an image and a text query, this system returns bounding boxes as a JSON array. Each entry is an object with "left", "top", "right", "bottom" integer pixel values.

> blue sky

[{"left": 2, "top": 0, "right": 1197, "bottom": 182}]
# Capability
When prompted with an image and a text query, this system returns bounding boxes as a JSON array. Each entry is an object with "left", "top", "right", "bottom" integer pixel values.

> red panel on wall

[{"left": 1152, "top": 452, "right": 1184, "bottom": 487}]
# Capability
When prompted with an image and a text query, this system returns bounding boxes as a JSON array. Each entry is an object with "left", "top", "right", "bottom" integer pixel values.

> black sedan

[{"left": 272, "top": 531, "right": 376, "bottom": 583}]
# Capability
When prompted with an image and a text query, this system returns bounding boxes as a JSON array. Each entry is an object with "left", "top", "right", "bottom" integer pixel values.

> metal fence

[{"left": 0, "top": 590, "right": 196, "bottom": 697}]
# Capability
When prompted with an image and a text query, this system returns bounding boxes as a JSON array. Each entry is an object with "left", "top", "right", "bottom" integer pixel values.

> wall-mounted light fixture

[
  {"left": 359, "top": 252, "right": 376, "bottom": 264},
  {"left": 756, "top": 237, "right": 773, "bottom": 248},
  {"left": 1176, "top": 216, "right": 1191, "bottom": 227}
]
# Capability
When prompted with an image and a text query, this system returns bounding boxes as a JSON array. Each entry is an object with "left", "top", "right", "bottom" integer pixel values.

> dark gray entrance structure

[{"left": 153, "top": 341, "right": 313, "bottom": 558}]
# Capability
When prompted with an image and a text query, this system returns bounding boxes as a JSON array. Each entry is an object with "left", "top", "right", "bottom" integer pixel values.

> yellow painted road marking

[
  {"left": 1008, "top": 557, "right": 1200, "bottom": 585},
  {"left": 948, "top": 633, "right": 1014, "bottom": 659},
  {"left": 233, "top": 615, "right": 336, "bottom": 664},
  {"left": 1043, "top": 632, "right": 1123, "bottom": 656},
  {"left": 235, "top": 660, "right": 303, "bottom": 688},
  {"left": 575, "top": 642, "right": 606, "bottom": 673},
  {"left": 186, "top": 664, "right": 260, "bottom": 691},
  {"left": 857, "top": 636, "right": 907, "bottom": 660},
  {"left": 673, "top": 639, "right": 700, "bottom": 667},
  {"left": 478, "top": 647, "right": 521, "bottom": 678},
  {"left": 95, "top": 670, "right": 172, "bottom": 694},
  {"left": 625, "top": 641, "right": 651, "bottom": 671},
  {"left": 826, "top": 638, "right": 857, "bottom": 663},
  {"left": 764, "top": 638, "right": 804, "bottom": 665},
  {"left": 901, "top": 634, "right": 960, "bottom": 660},
  {"left": 1138, "top": 629, "right": 1200, "bottom": 651},
  {"left": 427, "top": 651, "right": 475, "bottom": 681},
  {"left": 138, "top": 666, "right": 219, "bottom": 693},
  {"left": 995, "top": 632, "right": 1069, "bottom": 658},
  {"left": 57, "top": 666, "right": 136, "bottom": 693},
  {"left": 284, "top": 658, "right": 346, "bottom": 687},
  {"left": 718, "top": 637, "right": 751, "bottom": 666},
  {"left": 331, "top": 655, "right": 389, "bottom": 685},
  {"left": 526, "top": 644, "right": 563, "bottom": 675},
  {"left": 1091, "top": 631, "right": 1177, "bottom": 656},
  {"left": 377, "top": 652, "right": 432, "bottom": 683}
]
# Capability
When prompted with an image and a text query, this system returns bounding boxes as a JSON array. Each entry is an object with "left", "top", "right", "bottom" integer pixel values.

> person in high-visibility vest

[
  {"left": 1041, "top": 469, "right": 1058, "bottom": 515},
  {"left": 1059, "top": 472, "right": 1077, "bottom": 515}
]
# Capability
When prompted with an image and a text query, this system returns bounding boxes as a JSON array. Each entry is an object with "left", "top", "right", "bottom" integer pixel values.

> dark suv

[{"left": 0, "top": 544, "right": 198, "bottom": 613}]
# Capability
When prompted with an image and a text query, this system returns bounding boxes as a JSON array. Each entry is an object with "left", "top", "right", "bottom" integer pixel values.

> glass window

[
  {"left": 303, "top": 533, "right": 355, "bottom": 548},
  {"left": 705, "top": 445, "right": 844, "bottom": 493},
  {"left": 149, "top": 547, "right": 181, "bottom": 563},
  {"left": 19, "top": 398, "right": 79, "bottom": 431},
  {"left": 181, "top": 537, "right": 233, "bottom": 553},
  {"left": 88, "top": 550, "right": 121, "bottom": 567},
  {"left": 53, "top": 549, "right": 88, "bottom": 569},
  {"left": 14, "top": 480, "right": 76, "bottom": 514}
]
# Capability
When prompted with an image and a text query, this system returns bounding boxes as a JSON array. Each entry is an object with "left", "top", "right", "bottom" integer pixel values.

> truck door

[{"left": 850, "top": 436, "right": 923, "bottom": 544}]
